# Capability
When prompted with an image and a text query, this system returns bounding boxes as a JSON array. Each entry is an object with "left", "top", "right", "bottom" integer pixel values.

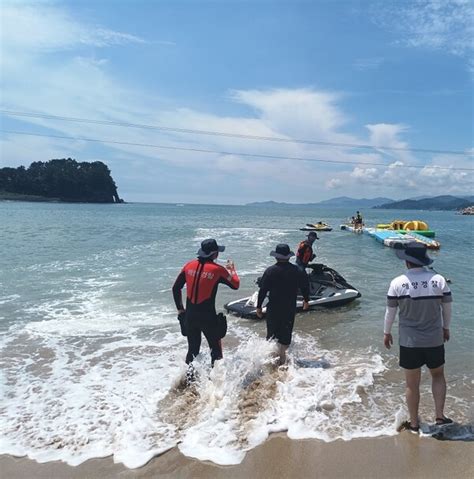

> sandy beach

[{"left": 1, "top": 433, "right": 473, "bottom": 479}]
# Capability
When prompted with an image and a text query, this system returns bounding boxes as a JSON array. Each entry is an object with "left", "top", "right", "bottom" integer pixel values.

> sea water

[{"left": 0, "top": 202, "right": 472, "bottom": 467}]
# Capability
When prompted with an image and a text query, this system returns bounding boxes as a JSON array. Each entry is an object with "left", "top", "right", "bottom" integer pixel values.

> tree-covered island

[{"left": 0, "top": 159, "right": 123, "bottom": 203}]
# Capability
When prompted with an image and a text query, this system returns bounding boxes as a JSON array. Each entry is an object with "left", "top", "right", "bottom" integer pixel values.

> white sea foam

[
  {"left": 194, "top": 227, "right": 292, "bottom": 252},
  {"left": 0, "top": 294, "right": 21, "bottom": 305},
  {"left": 1, "top": 217, "right": 472, "bottom": 468},
  {"left": 0, "top": 205, "right": 474, "bottom": 467},
  {"left": 3, "top": 319, "right": 454, "bottom": 469}
]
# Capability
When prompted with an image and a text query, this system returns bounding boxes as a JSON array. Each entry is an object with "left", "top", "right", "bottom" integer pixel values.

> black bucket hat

[
  {"left": 308, "top": 231, "right": 319, "bottom": 240},
  {"left": 395, "top": 241, "right": 433, "bottom": 266},
  {"left": 197, "top": 238, "right": 225, "bottom": 258},
  {"left": 270, "top": 243, "right": 295, "bottom": 260}
]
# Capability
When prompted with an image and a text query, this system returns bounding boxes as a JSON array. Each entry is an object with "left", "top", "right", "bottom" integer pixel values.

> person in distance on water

[
  {"left": 354, "top": 211, "right": 363, "bottom": 230},
  {"left": 172, "top": 238, "right": 240, "bottom": 366},
  {"left": 256, "top": 244, "right": 310, "bottom": 365},
  {"left": 295, "top": 231, "right": 319, "bottom": 272},
  {"left": 383, "top": 242, "right": 453, "bottom": 433}
]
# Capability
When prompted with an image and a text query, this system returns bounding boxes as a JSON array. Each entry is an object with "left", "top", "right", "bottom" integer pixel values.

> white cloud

[
  {"left": 231, "top": 88, "right": 350, "bottom": 139},
  {"left": 372, "top": 0, "right": 474, "bottom": 68},
  {"left": 350, "top": 166, "right": 379, "bottom": 181},
  {"left": 326, "top": 178, "right": 342, "bottom": 189},
  {"left": 0, "top": 134, "right": 82, "bottom": 167},
  {"left": 0, "top": 2, "right": 146, "bottom": 53},
  {"left": 1, "top": 2, "right": 472, "bottom": 203},
  {"left": 336, "top": 157, "right": 473, "bottom": 196},
  {"left": 365, "top": 123, "right": 414, "bottom": 163}
]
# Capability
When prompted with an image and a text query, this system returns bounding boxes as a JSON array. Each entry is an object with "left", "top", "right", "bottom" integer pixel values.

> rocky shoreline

[{"left": 458, "top": 206, "right": 474, "bottom": 215}]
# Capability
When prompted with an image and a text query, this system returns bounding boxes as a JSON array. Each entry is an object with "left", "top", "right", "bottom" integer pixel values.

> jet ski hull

[
  {"left": 302, "top": 223, "right": 333, "bottom": 231},
  {"left": 300, "top": 227, "right": 333, "bottom": 232},
  {"left": 224, "top": 264, "right": 361, "bottom": 319}
]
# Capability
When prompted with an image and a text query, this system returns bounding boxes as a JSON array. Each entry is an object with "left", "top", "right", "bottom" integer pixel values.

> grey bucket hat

[
  {"left": 270, "top": 243, "right": 295, "bottom": 260},
  {"left": 395, "top": 242, "right": 433, "bottom": 266}
]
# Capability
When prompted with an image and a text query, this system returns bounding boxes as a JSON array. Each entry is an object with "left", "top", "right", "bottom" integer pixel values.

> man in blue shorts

[{"left": 383, "top": 242, "right": 453, "bottom": 433}]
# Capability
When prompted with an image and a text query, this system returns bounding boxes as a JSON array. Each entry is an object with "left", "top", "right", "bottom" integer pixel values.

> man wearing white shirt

[{"left": 383, "top": 242, "right": 453, "bottom": 433}]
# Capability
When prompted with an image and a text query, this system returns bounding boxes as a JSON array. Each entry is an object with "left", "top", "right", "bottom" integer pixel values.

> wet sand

[{"left": 1, "top": 433, "right": 473, "bottom": 479}]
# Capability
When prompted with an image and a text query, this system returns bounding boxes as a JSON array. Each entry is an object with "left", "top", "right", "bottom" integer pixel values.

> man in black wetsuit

[{"left": 256, "top": 243, "right": 310, "bottom": 364}]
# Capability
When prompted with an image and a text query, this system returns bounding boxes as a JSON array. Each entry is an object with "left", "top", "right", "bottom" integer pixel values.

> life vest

[{"left": 297, "top": 240, "right": 313, "bottom": 265}]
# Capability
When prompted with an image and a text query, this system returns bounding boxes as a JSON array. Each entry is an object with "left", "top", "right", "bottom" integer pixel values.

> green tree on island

[{"left": 0, "top": 159, "right": 123, "bottom": 203}]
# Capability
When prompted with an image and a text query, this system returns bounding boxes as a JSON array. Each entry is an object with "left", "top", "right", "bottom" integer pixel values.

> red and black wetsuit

[{"left": 172, "top": 258, "right": 240, "bottom": 364}]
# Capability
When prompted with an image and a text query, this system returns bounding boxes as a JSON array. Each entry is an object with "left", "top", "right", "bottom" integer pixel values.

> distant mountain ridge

[
  {"left": 245, "top": 197, "right": 394, "bottom": 207},
  {"left": 316, "top": 196, "right": 394, "bottom": 207},
  {"left": 375, "top": 195, "right": 474, "bottom": 211}
]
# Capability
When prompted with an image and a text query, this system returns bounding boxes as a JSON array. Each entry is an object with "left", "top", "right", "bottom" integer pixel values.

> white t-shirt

[{"left": 386, "top": 267, "right": 452, "bottom": 347}]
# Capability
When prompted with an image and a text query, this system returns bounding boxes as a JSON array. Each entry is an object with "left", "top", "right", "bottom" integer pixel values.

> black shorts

[
  {"left": 266, "top": 317, "right": 295, "bottom": 346},
  {"left": 399, "top": 345, "right": 445, "bottom": 370}
]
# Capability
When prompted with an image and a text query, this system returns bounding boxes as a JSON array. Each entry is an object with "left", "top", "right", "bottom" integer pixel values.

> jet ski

[
  {"left": 224, "top": 263, "right": 361, "bottom": 319},
  {"left": 300, "top": 222, "right": 333, "bottom": 232}
]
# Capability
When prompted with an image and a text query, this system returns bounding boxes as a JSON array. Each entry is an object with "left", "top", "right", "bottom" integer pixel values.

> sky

[{"left": 0, "top": 0, "right": 473, "bottom": 204}]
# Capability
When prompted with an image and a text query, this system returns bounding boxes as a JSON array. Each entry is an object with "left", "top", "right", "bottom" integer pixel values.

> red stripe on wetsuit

[{"left": 172, "top": 259, "right": 240, "bottom": 314}]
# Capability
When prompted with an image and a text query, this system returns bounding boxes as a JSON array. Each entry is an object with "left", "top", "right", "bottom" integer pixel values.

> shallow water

[{"left": 0, "top": 202, "right": 472, "bottom": 466}]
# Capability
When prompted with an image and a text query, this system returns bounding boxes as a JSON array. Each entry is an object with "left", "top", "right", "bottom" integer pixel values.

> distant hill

[
  {"left": 245, "top": 200, "right": 290, "bottom": 206},
  {"left": 246, "top": 197, "right": 394, "bottom": 208},
  {"left": 375, "top": 195, "right": 474, "bottom": 211},
  {"left": 0, "top": 159, "right": 123, "bottom": 203},
  {"left": 315, "top": 196, "right": 394, "bottom": 207}
]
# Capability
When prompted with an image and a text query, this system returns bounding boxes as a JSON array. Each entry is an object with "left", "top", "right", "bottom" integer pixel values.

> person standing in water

[
  {"left": 354, "top": 211, "right": 363, "bottom": 230},
  {"left": 295, "top": 231, "right": 319, "bottom": 271},
  {"left": 173, "top": 238, "right": 240, "bottom": 366},
  {"left": 383, "top": 242, "right": 453, "bottom": 433},
  {"left": 256, "top": 244, "right": 310, "bottom": 364}
]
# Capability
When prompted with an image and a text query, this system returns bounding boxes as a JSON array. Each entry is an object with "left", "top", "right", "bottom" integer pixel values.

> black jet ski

[{"left": 224, "top": 263, "right": 361, "bottom": 319}]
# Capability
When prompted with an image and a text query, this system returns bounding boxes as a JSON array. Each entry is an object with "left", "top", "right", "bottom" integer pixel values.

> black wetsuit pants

[
  {"left": 266, "top": 309, "right": 296, "bottom": 346},
  {"left": 185, "top": 312, "right": 222, "bottom": 365}
]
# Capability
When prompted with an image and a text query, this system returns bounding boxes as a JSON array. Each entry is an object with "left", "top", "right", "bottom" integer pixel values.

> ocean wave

[
  {"left": 2, "top": 324, "right": 470, "bottom": 468},
  {"left": 0, "top": 294, "right": 21, "bottom": 305}
]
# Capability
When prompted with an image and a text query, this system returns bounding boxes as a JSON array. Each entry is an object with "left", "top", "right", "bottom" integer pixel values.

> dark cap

[
  {"left": 197, "top": 238, "right": 225, "bottom": 258},
  {"left": 307, "top": 231, "right": 319, "bottom": 240},
  {"left": 270, "top": 243, "right": 295, "bottom": 260},
  {"left": 395, "top": 242, "right": 433, "bottom": 266}
]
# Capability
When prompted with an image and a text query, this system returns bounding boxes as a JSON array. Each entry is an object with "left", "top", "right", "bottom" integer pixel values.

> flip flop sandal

[
  {"left": 435, "top": 417, "right": 453, "bottom": 425},
  {"left": 398, "top": 421, "right": 420, "bottom": 433}
]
